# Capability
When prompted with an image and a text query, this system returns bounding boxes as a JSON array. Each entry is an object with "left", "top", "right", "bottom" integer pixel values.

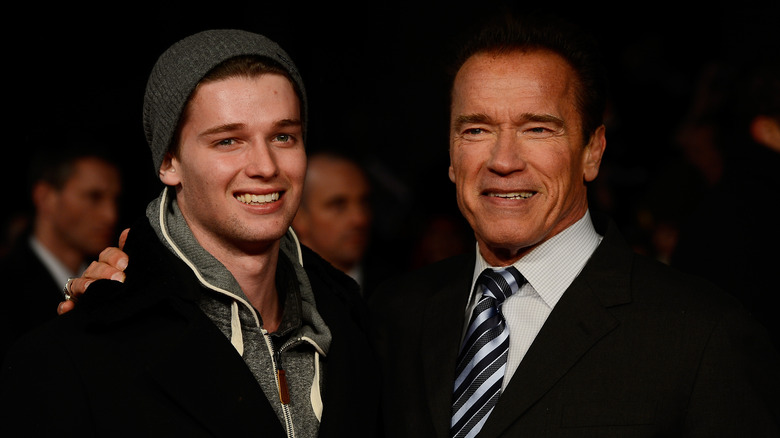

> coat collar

[{"left": 74, "top": 218, "right": 284, "bottom": 436}]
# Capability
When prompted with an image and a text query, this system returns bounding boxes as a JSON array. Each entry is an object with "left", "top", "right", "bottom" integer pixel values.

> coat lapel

[
  {"left": 480, "top": 221, "right": 633, "bottom": 437},
  {"left": 421, "top": 255, "right": 476, "bottom": 438},
  {"left": 91, "top": 220, "right": 284, "bottom": 436}
]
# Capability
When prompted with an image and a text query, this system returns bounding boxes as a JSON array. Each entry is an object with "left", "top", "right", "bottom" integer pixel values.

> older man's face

[{"left": 448, "top": 49, "right": 605, "bottom": 266}]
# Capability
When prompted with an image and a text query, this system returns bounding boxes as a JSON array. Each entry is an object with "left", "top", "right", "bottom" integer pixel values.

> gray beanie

[{"left": 143, "top": 29, "right": 307, "bottom": 174}]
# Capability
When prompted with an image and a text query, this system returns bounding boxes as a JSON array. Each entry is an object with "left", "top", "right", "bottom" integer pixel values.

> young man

[{"left": 1, "top": 29, "right": 379, "bottom": 438}]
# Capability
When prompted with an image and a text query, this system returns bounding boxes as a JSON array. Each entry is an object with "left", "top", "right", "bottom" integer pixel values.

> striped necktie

[{"left": 451, "top": 266, "right": 526, "bottom": 438}]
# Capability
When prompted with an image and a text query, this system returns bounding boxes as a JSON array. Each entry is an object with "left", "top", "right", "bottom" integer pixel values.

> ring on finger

[{"left": 63, "top": 277, "right": 79, "bottom": 302}]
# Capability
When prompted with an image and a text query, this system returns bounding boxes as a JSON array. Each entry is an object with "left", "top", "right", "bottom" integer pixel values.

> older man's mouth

[{"left": 486, "top": 191, "right": 535, "bottom": 200}]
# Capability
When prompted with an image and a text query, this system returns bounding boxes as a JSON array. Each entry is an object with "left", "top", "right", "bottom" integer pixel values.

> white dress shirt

[
  {"left": 465, "top": 211, "right": 603, "bottom": 390},
  {"left": 29, "top": 236, "right": 87, "bottom": 297}
]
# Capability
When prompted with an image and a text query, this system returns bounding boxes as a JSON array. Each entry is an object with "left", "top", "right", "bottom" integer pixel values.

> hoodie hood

[{"left": 145, "top": 186, "right": 332, "bottom": 357}]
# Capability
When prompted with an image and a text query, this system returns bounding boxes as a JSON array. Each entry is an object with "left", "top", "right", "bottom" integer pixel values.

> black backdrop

[{"left": 4, "top": 0, "right": 779, "bottom": 264}]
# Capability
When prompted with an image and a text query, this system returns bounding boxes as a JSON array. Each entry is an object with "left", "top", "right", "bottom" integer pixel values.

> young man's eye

[
  {"left": 273, "top": 134, "right": 300, "bottom": 146},
  {"left": 216, "top": 138, "right": 237, "bottom": 146}
]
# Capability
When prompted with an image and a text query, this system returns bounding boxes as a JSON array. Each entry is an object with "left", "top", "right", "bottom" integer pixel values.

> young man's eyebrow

[
  {"left": 199, "top": 123, "right": 246, "bottom": 137},
  {"left": 198, "top": 118, "right": 302, "bottom": 137},
  {"left": 275, "top": 118, "right": 302, "bottom": 129}
]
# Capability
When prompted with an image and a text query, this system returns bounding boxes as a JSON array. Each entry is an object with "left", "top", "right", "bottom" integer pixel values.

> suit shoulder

[
  {"left": 369, "top": 253, "right": 472, "bottom": 306},
  {"left": 631, "top": 253, "right": 728, "bottom": 299},
  {"left": 627, "top": 252, "right": 757, "bottom": 330}
]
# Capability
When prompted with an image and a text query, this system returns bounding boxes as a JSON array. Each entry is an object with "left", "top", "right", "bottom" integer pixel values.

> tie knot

[{"left": 476, "top": 266, "right": 526, "bottom": 305}]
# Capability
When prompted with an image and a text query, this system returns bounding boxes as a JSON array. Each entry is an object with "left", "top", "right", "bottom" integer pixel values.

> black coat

[
  {"left": 1, "top": 219, "right": 381, "bottom": 437},
  {"left": 0, "top": 233, "right": 64, "bottom": 363},
  {"left": 369, "top": 218, "right": 780, "bottom": 437}
]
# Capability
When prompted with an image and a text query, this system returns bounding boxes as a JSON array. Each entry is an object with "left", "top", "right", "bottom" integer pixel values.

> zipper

[{"left": 262, "top": 328, "right": 295, "bottom": 438}]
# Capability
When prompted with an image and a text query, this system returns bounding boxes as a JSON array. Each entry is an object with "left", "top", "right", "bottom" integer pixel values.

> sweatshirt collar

[{"left": 146, "top": 186, "right": 331, "bottom": 355}]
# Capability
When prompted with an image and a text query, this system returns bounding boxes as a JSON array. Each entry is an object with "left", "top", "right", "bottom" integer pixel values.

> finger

[
  {"left": 68, "top": 277, "right": 96, "bottom": 296},
  {"left": 57, "top": 300, "right": 76, "bottom": 315},
  {"left": 118, "top": 228, "right": 130, "bottom": 250},
  {"left": 97, "top": 247, "right": 129, "bottom": 271},
  {"left": 83, "top": 260, "right": 126, "bottom": 283}
]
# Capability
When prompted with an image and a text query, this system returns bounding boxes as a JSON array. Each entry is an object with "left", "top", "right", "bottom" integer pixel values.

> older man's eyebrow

[
  {"left": 518, "top": 113, "right": 565, "bottom": 127},
  {"left": 453, "top": 113, "right": 494, "bottom": 129},
  {"left": 454, "top": 112, "right": 565, "bottom": 128}
]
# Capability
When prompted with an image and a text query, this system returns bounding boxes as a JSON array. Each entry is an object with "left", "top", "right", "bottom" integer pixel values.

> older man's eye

[{"left": 525, "top": 126, "right": 559, "bottom": 137}]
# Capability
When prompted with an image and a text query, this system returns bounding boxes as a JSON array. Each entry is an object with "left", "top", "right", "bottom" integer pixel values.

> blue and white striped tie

[{"left": 451, "top": 266, "right": 526, "bottom": 438}]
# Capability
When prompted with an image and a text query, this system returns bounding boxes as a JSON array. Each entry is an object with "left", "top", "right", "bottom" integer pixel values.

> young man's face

[
  {"left": 448, "top": 50, "right": 605, "bottom": 266},
  {"left": 161, "top": 73, "right": 306, "bottom": 254}
]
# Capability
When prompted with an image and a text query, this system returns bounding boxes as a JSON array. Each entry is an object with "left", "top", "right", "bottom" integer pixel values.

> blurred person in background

[
  {"left": 0, "top": 145, "right": 121, "bottom": 360},
  {"left": 292, "top": 150, "right": 399, "bottom": 297},
  {"left": 292, "top": 151, "right": 373, "bottom": 288}
]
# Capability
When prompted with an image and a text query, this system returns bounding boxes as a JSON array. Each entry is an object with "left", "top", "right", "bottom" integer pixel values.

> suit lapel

[
  {"left": 421, "top": 255, "right": 476, "bottom": 438},
  {"left": 481, "top": 221, "right": 633, "bottom": 437}
]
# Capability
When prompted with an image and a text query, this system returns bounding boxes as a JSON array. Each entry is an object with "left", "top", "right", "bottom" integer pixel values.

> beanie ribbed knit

[{"left": 142, "top": 29, "right": 307, "bottom": 174}]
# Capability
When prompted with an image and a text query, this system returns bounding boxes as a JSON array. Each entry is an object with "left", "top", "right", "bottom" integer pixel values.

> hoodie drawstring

[
  {"left": 230, "top": 301, "right": 244, "bottom": 356},
  {"left": 310, "top": 350, "right": 322, "bottom": 421}
]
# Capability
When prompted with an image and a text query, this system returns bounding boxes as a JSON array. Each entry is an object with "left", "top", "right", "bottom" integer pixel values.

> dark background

[{"left": 4, "top": 0, "right": 779, "bottom": 268}]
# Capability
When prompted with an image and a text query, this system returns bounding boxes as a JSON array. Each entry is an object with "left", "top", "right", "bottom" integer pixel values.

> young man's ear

[{"left": 159, "top": 153, "right": 181, "bottom": 186}]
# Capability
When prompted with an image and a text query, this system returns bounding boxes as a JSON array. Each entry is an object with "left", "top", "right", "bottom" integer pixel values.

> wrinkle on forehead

[{"left": 452, "top": 50, "right": 580, "bottom": 136}]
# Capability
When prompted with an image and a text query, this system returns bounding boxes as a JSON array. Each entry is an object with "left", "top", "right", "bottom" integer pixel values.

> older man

[{"left": 369, "top": 14, "right": 779, "bottom": 438}]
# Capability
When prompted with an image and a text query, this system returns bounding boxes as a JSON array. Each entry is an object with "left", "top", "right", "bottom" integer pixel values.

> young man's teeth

[
  {"left": 490, "top": 192, "right": 533, "bottom": 199},
  {"left": 236, "top": 193, "right": 280, "bottom": 204}
]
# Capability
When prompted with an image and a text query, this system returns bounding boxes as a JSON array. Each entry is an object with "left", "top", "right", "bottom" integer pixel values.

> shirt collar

[
  {"left": 29, "top": 236, "right": 86, "bottom": 288},
  {"left": 473, "top": 210, "right": 603, "bottom": 309}
]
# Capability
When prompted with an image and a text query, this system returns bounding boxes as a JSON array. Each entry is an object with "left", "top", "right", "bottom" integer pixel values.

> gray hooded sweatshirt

[{"left": 147, "top": 186, "right": 332, "bottom": 438}]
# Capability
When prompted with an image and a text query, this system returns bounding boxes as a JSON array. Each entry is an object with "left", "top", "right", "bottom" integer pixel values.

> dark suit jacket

[
  {"left": 1, "top": 219, "right": 380, "bottom": 437},
  {"left": 369, "top": 218, "right": 780, "bottom": 437},
  {"left": 0, "top": 234, "right": 64, "bottom": 363}
]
